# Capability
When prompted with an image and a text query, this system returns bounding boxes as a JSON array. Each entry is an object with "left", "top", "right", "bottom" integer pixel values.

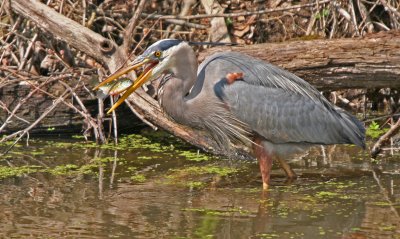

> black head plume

[{"left": 188, "top": 41, "right": 238, "bottom": 47}]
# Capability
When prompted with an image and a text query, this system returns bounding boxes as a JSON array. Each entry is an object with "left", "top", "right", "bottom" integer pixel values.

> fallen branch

[
  {"left": 371, "top": 118, "right": 400, "bottom": 158},
  {"left": 200, "top": 30, "right": 400, "bottom": 90},
  {"left": 7, "top": 0, "right": 125, "bottom": 71}
]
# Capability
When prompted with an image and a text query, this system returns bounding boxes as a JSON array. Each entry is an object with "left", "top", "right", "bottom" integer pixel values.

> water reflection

[{"left": 0, "top": 137, "right": 399, "bottom": 238}]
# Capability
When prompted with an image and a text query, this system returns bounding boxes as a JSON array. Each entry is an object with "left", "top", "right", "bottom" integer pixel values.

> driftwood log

[
  {"left": 200, "top": 30, "right": 400, "bottom": 90},
  {"left": 5, "top": 0, "right": 400, "bottom": 156}
]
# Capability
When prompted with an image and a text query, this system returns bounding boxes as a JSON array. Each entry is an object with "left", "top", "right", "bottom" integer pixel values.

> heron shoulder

[{"left": 198, "top": 52, "right": 333, "bottom": 106}]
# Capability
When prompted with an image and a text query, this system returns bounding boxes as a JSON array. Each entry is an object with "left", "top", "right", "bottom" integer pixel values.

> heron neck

[
  {"left": 160, "top": 46, "right": 198, "bottom": 125},
  {"left": 169, "top": 44, "right": 198, "bottom": 94},
  {"left": 160, "top": 77, "right": 196, "bottom": 126}
]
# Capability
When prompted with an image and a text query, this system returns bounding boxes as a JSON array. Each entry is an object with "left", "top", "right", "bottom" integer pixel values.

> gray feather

[
  {"left": 195, "top": 52, "right": 324, "bottom": 103},
  {"left": 195, "top": 52, "right": 365, "bottom": 149},
  {"left": 224, "top": 83, "right": 365, "bottom": 147}
]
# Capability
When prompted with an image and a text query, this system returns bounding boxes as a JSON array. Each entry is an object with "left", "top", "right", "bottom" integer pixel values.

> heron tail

[{"left": 336, "top": 108, "right": 366, "bottom": 149}]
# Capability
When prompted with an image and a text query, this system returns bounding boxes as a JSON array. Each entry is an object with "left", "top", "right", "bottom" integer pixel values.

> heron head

[{"left": 93, "top": 39, "right": 186, "bottom": 114}]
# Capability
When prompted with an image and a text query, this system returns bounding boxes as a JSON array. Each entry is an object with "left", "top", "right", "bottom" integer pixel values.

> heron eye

[{"left": 154, "top": 51, "right": 162, "bottom": 58}]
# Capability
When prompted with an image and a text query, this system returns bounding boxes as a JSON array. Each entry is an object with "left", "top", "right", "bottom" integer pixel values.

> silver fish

[{"left": 96, "top": 77, "right": 133, "bottom": 99}]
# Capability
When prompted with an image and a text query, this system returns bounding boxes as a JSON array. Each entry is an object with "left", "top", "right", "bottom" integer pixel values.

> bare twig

[
  {"left": 4, "top": 16, "right": 22, "bottom": 43},
  {"left": 170, "top": 0, "right": 196, "bottom": 39},
  {"left": 0, "top": 77, "right": 53, "bottom": 133},
  {"left": 0, "top": 100, "right": 30, "bottom": 125},
  {"left": 122, "top": 0, "right": 147, "bottom": 54},
  {"left": 97, "top": 94, "right": 106, "bottom": 143},
  {"left": 0, "top": 89, "right": 71, "bottom": 154},
  {"left": 306, "top": 11, "right": 317, "bottom": 36},
  {"left": 1, "top": 66, "right": 104, "bottom": 142},
  {"left": 200, "top": 0, "right": 231, "bottom": 43},
  {"left": 371, "top": 168, "right": 400, "bottom": 218},
  {"left": 8, "top": 0, "right": 123, "bottom": 70},
  {"left": 380, "top": 0, "right": 400, "bottom": 19},
  {"left": 110, "top": 150, "right": 118, "bottom": 188},
  {"left": 125, "top": 100, "right": 158, "bottom": 130},
  {"left": 58, "top": 79, "right": 104, "bottom": 141},
  {"left": 349, "top": 0, "right": 360, "bottom": 36},
  {"left": 18, "top": 32, "right": 38, "bottom": 70},
  {"left": 0, "top": 0, "right": 7, "bottom": 17},
  {"left": 371, "top": 118, "right": 400, "bottom": 158},
  {"left": 363, "top": 113, "right": 400, "bottom": 123},
  {"left": 329, "top": 4, "right": 337, "bottom": 38},
  {"left": 157, "top": 0, "right": 331, "bottom": 20},
  {"left": 110, "top": 96, "right": 118, "bottom": 144},
  {"left": 357, "top": 0, "right": 376, "bottom": 34},
  {"left": 81, "top": 0, "right": 86, "bottom": 26},
  {"left": 141, "top": 13, "right": 207, "bottom": 29}
]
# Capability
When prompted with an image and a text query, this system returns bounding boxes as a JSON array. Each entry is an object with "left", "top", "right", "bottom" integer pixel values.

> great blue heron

[{"left": 94, "top": 39, "right": 365, "bottom": 190}]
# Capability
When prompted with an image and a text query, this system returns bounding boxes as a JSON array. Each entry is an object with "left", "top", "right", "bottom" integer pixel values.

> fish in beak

[{"left": 93, "top": 57, "right": 159, "bottom": 114}]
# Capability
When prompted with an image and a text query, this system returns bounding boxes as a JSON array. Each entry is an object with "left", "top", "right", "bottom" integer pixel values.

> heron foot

[
  {"left": 225, "top": 72, "right": 244, "bottom": 84},
  {"left": 276, "top": 157, "right": 297, "bottom": 179}
]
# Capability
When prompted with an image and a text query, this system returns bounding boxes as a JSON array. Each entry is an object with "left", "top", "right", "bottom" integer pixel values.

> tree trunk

[{"left": 200, "top": 30, "right": 400, "bottom": 90}]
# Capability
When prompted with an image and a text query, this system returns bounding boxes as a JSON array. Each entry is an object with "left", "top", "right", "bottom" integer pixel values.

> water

[{"left": 1, "top": 132, "right": 399, "bottom": 238}]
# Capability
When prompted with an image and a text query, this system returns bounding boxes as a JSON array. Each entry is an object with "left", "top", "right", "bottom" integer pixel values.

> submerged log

[{"left": 5, "top": 0, "right": 400, "bottom": 156}]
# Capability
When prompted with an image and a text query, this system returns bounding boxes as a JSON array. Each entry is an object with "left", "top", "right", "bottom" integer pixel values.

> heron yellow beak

[{"left": 93, "top": 58, "right": 157, "bottom": 114}]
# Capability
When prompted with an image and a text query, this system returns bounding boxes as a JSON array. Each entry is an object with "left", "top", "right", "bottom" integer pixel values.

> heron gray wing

[
  {"left": 193, "top": 52, "right": 365, "bottom": 147},
  {"left": 192, "top": 52, "right": 324, "bottom": 103},
  {"left": 220, "top": 81, "right": 365, "bottom": 147}
]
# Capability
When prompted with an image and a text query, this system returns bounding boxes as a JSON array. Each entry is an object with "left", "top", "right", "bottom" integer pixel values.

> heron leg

[
  {"left": 253, "top": 138, "right": 273, "bottom": 190},
  {"left": 275, "top": 157, "right": 297, "bottom": 179}
]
